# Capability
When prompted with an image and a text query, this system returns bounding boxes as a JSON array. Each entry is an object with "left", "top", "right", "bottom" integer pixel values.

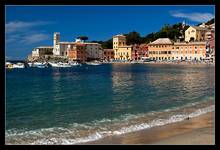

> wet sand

[{"left": 85, "top": 112, "right": 215, "bottom": 145}]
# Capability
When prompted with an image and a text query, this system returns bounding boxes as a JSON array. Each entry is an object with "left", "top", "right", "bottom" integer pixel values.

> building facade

[
  {"left": 32, "top": 46, "right": 53, "bottom": 58},
  {"left": 113, "top": 34, "right": 133, "bottom": 61},
  {"left": 84, "top": 43, "right": 103, "bottom": 61},
  {"left": 173, "top": 42, "right": 206, "bottom": 60},
  {"left": 131, "top": 44, "right": 149, "bottom": 60},
  {"left": 52, "top": 33, "right": 103, "bottom": 60},
  {"left": 67, "top": 44, "right": 87, "bottom": 62},
  {"left": 148, "top": 38, "right": 173, "bottom": 61},
  {"left": 148, "top": 38, "right": 206, "bottom": 61},
  {"left": 185, "top": 26, "right": 207, "bottom": 42},
  {"left": 103, "top": 49, "right": 114, "bottom": 61}
]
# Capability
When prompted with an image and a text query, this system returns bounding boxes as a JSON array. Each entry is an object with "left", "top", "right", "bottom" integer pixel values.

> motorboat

[
  {"left": 13, "top": 63, "right": 25, "bottom": 68},
  {"left": 49, "top": 62, "right": 71, "bottom": 68},
  {"left": 69, "top": 61, "right": 81, "bottom": 66},
  {"left": 86, "top": 61, "right": 101, "bottom": 65}
]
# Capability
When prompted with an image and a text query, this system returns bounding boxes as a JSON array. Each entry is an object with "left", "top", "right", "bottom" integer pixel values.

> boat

[
  {"left": 13, "top": 63, "right": 25, "bottom": 68},
  {"left": 69, "top": 61, "right": 81, "bottom": 66},
  {"left": 36, "top": 64, "right": 47, "bottom": 68},
  {"left": 49, "top": 62, "right": 71, "bottom": 68},
  {"left": 5, "top": 62, "right": 13, "bottom": 69},
  {"left": 86, "top": 61, "right": 101, "bottom": 65},
  {"left": 28, "top": 62, "right": 34, "bottom": 67},
  {"left": 32, "top": 62, "right": 48, "bottom": 68}
]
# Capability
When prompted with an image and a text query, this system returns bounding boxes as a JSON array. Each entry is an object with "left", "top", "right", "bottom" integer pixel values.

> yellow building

[
  {"left": 113, "top": 34, "right": 132, "bottom": 61},
  {"left": 114, "top": 46, "right": 133, "bottom": 60},
  {"left": 185, "top": 26, "right": 207, "bottom": 42},
  {"left": 148, "top": 38, "right": 173, "bottom": 61}
]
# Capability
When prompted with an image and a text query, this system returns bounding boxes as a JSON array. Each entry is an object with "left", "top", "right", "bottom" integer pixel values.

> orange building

[
  {"left": 148, "top": 38, "right": 206, "bottom": 61},
  {"left": 103, "top": 49, "right": 114, "bottom": 61},
  {"left": 67, "top": 44, "right": 87, "bottom": 62},
  {"left": 173, "top": 42, "right": 206, "bottom": 61}
]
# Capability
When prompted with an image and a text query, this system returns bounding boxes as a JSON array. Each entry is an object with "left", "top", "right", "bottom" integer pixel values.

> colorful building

[
  {"left": 131, "top": 44, "right": 148, "bottom": 60},
  {"left": 67, "top": 44, "right": 87, "bottom": 62},
  {"left": 103, "top": 49, "right": 114, "bottom": 61},
  {"left": 173, "top": 42, "right": 206, "bottom": 61},
  {"left": 148, "top": 38, "right": 206, "bottom": 61},
  {"left": 148, "top": 38, "right": 173, "bottom": 61},
  {"left": 52, "top": 32, "right": 103, "bottom": 60}
]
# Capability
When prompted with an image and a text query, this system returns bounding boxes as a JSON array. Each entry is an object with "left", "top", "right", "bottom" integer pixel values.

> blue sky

[{"left": 5, "top": 5, "right": 214, "bottom": 59}]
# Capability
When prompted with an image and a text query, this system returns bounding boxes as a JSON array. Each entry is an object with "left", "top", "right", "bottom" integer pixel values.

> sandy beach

[{"left": 85, "top": 111, "right": 215, "bottom": 145}]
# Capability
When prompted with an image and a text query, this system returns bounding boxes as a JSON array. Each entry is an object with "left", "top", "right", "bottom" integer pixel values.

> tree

[
  {"left": 77, "top": 36, "right": 88, "bottom": 41},
  {"left": 101, "top": 39, "right": 113, "bottom": 49},
  {"left": 125, "top": 31, "right": 142, "bottom": 45}
]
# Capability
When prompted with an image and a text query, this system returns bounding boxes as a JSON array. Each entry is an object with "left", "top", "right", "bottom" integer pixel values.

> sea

[{"left": 5, "top": 63, "right": 215, "bottom": 144}]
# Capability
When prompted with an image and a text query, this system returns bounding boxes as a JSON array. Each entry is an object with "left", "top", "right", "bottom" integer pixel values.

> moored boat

[
  {"left": 13, "top": 63, "right": 25, "bottom": 68},
  {"left": 86, "top": 61, "right": 101, "bottom": 66},
  {"left": 49, "top": 62, "right": 71, "bottom": 68},
  {"left": 69, "top": 61, "right": 81, "bottom": 66}
]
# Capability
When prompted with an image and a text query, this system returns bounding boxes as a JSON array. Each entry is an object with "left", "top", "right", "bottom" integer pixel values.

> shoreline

[
  {"left": 85, "top": 111, "right": 215, "bottom": 145},
  {"left": 102, "top": 61, "right": 215, "bottom": 66}
]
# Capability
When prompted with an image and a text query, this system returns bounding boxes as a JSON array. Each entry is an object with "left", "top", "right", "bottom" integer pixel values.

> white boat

[
  {"left": 49, "top": 62, "right": 71, "bottom": 68},
  {"left": 6, "top": 62, "right": 13, "bottom": 69},
  {"left": 69, "top": 61, "right": 81, "bottom": 66},
  {"left": 28, "top": 62, "right": 33, "bottom": 67},
  {"left": 13, "top": 63, "right": 25, "bottom": 68},
  {"left": 86, "top": 61, "right": 101, "bottom": 65}
]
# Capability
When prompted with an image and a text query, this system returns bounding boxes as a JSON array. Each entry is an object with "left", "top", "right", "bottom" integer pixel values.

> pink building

[{"left": 131, "top": 44, "right": 148, "bottom": 60}]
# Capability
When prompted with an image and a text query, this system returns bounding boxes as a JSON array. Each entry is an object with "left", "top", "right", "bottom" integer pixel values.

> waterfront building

[
  {"left": 67, "top": 43, "right": 87, "bottom": 62},
  {"left": 132, "top": 44, "right": 149, "bottom": 61},
  {"left": 148, "top": 38, "right": 174, "bottom": 61},
  {"left": 113, "top": 34, "right": 133, "bottom": 61},
  {"left": 173, "top": 42, "right": 206, "bottom": 61},
  {"left": 84, "top": 43, "right": 103, "bottom": 61},
  {"left": 103, "top": 49, "right": 114, "bottom": 61},
  {"left": 148, "top": 38, "right": 206, "bottom": 61},
  {"left": 52, "top": 33, "right": 103, "bottom": 60},
  {"left": 185, "top": 26, "right": 207, "bottom": 42},
  {"left": 32, "top": 46, "right": 53, "bottom": 58}
]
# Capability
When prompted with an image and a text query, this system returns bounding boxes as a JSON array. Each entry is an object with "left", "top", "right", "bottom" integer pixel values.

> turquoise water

[{"left": 6, "top": 64, "right": 215, "bottom": 144}]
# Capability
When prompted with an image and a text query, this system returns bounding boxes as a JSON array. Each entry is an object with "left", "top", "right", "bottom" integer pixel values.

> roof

[
  {"left": 148, "top": 38, "right": 173, "bottom": 45},
  {"left": 191, "top": 26, "right": 208, "bottom": 31},
  {"left": 174, "top": 41, "right": 206, "bottom": 46},
  {"left": 103, "top": 49, "right": 114, "bottom": 51},
  {"left": 59, "top": 42, "right": 100, "bottom": 45},
  {"left": 113, "top": 34, "right": 126, "bottom": 38}
]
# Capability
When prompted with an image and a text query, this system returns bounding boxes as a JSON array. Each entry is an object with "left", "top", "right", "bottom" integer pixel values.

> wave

[{"left": 6, "top": 101, "right": 215, "bottom": 145}]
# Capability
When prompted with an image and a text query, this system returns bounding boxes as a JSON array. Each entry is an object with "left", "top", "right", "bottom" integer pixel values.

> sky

[{"left": 5, "top": 5, "right": 214, "bottom": 59}]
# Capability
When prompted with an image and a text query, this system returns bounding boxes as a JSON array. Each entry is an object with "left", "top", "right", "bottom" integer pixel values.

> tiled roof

[
  {"left": 191, "top": 26, "right": 208, "bottom": 30},
  {"left": 174, "top": 41, "right": 206, "bottom": 45},
  {"left": 148, "top": 38, "right": 173, "bottom": 45}
]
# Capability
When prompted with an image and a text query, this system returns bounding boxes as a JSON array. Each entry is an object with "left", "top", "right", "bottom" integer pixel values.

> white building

[{"left": 52, "top": 32, "right": 103, "bottom": 60}]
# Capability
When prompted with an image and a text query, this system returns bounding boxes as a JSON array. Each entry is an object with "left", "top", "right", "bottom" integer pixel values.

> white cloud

[
  {"left": 170, "top": 11, "right": 214, "bottom": 23},
  {"left": 5, "top": 20, "right": 53, "bottom": 33},
  {"left": 20, "top": 33, "right": 50, "bottom": 44}
]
